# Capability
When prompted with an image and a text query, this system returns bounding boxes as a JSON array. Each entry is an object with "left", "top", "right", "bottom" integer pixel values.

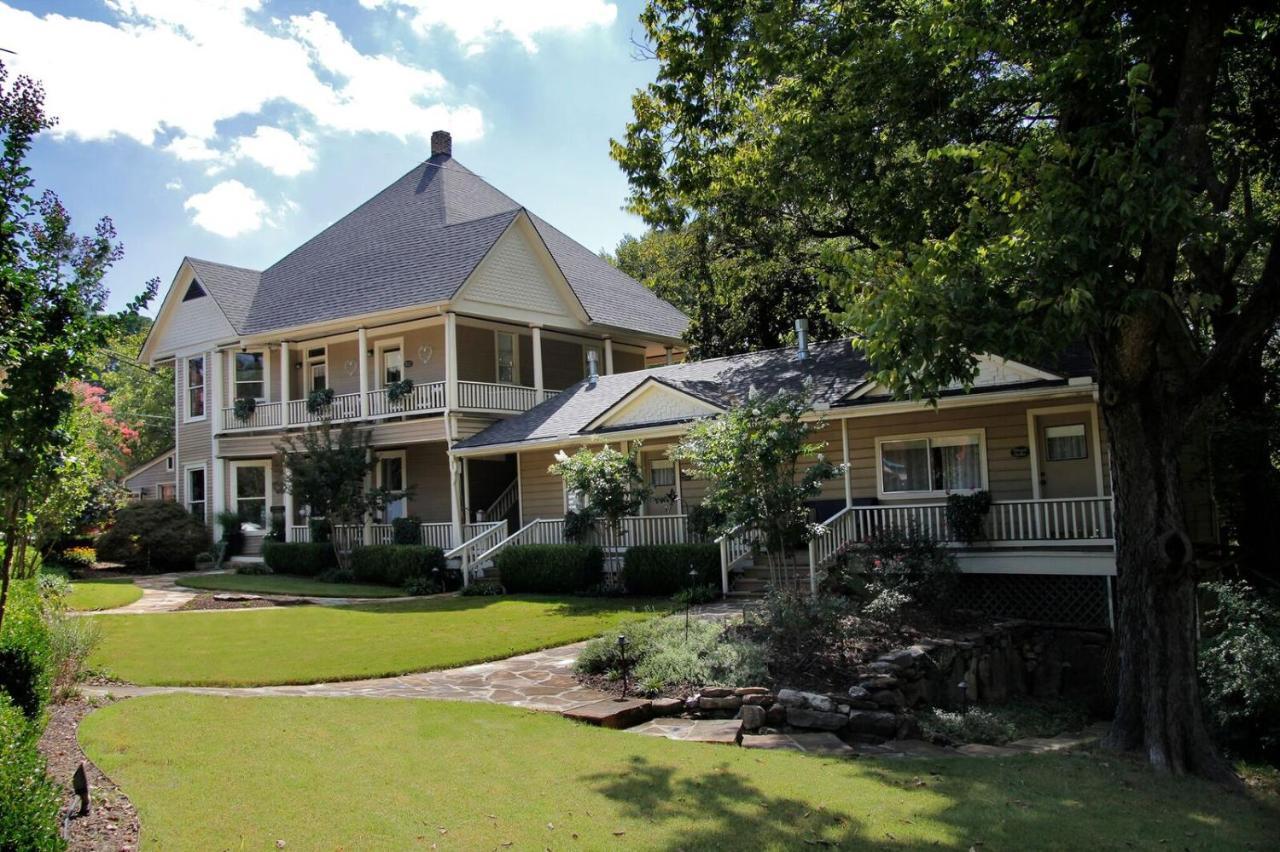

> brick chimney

[{"left": 431, "top": 130, "right": 452, "bottom": 157}]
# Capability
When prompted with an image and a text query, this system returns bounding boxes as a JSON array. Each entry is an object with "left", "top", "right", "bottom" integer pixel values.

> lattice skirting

[{"left": 952, "top": 573, "right": 1113, "bottom": 627}]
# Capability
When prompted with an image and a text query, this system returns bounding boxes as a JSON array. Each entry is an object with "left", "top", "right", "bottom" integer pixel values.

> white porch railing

[
  {"left": 540, "top": 389, "right": 561, "bottom": 404},
  {"left": 445, "top": 521, "right": 509, "bottom": 584},
  {"left": 287, "top": 391, "right": 362, "bottom": 427},
  {"left": 481, "top": 481, "right": 519, "bottom": 525},
  {"left": 221, "top": 401, "right": 283, "bottom": 431},
  {"left": 368, "top": 381, "right": 446, "bottom": 418},
  {"left": 457, "top": 381, "right": 541, "bottom": 413},
  {"left": 716, "top": 525, "right": 757, "bottom": 595},
  {"left": 419, "top": 522, "right": 454, "bottom": 549},
  {"left": 286, "top": 521, "right": 499, "bottom": 551}
]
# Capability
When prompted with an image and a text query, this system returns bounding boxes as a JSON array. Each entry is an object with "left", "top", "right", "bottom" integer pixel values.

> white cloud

[
  {"left": 183, "top": 180, "right": 270, "bottom": 237},
  {"left": 231, "top": 126, "right": 316, "bottom": 177},
  {"left": 361, "top": 0, "right": 617, "bottom": 55},
  {"left": 165, "top": 179, "right": 183, "bottom": 191},
  {"left": 0, "top": 1, "right": 483, "bottom": 154}
]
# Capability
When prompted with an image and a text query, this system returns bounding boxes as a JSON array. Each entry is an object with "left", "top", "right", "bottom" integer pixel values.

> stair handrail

[
  {"left": 445, "top": 521, "right": 509, "bottom": 587},
  {"left": 481, "top": 480, "right": 519, "bottom": 524}
]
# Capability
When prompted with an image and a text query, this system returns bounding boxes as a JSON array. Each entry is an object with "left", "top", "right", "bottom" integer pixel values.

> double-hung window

[
  {"left": 186, "top": 356, "right": 205, "bottom": 420},
  {"left": 495, "top": 332, "right": 517, "bottom": 384},
  {"left": 306, "top": 348, "right": 327, "bottom": 392},
  {"left": 878, "top": 432, "right": 985, "bottom": 496},
  {"left": 186, "top": 467, "right": 206, "bottom": 520},
  {"left": 235, "top": 351, "right": 265, "bottom": 400}
]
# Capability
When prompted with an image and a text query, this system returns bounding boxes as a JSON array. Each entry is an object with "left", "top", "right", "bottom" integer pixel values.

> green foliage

[
  {"left": 349, "top": 545, "right": 447, "bottom": 588},
  {"left": 232, "top": 396, "right": 257, "bottom": 421},
  {"left": 56, "top": 546, "right": 96, "bottom": 570},
  {"left": 459, "top": 580, "right": 505, "bottom": 597},
  {"left": 0, "top": 697, "right": 63, "bottom": 851},
  {"left": 0, "top": 582, "right": 51, "bottom": 719},
  {"left": 495, "top": 545, "right": 604, "bottom": 594},
  {"left": 919, "top": 700, "right": 1089, "bottom": 746},
  {"left": 308, "top": 518, "right": 332, "bottom": 544},
  {"left": 0, "top": 545, "right": 42, "bottom": 581},
  {"left": 305, "top": 386, "right": 335, "bottom": 414},
  {"left": 945, "top": 490, "right": 993, "bottom": 544},
  {"left": 385, "top": 378, "right": 414, "bottom": 405},
  {"left": 1198, "top": 581, "right": 1280, "bottom": 760},
  {"left": 261, "top": 541, "right": 337, "bottom": 577},
  {"left": 672, "top": 391, "right": 840, "bottom": 575},
  {"left": 561, "top": 509, "right": 596, "bottom": 544},
  {"left": 391, "top": 516, "right": 421, "bottom": 546},
  {"left": 622, "top": 544, "right": 720, "bottom": 596},
  {"left": 47, "top": 612, "right": 101, "bottom": 696},
  {"left": 95, "top": 502, "right": 210, "bottom": 572},
  {"left": 575, "top": 615, "right": 765, "bottom": 695},
  {"left": 550, "top": 444, "right": 650, "bottom": 536},
  {"left": 672, "top": 585, "right": 720, "bottom": 607},
  {"left": 750, "top": 590, "right": 857, "bottom": 682},
  {"left": 685, "top": 502, "right": 725, "bottom": 541},
  {"left": 236, "top": 561, "right": 273, "bottom": 576},
  {"left": 827, "top": 526, "right": 959, "bottom": 623},
  {"left": 87, "top": 319, "right": 173, "bottom": 464}
]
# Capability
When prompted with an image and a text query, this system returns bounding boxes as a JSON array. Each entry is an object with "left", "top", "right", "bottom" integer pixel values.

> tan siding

[
  {"left": 327, "top": 339, "right": 359, "bottom": 395},
  {"left": 369, "top": 418, "right": 447, "bottom": 445},
  {"left": 219, "top": 433, "right": 281, "bottom": 458},
  {"left": 542, "top": 338, "right": 584, "bottom": 390},
  {"left": 177, "top": 351, "right": 212, "bottom": 525},
  {"left": 457, "top": 324, "right": 496, "bottom": 382},
  {"left": 401, "top": 442, "right": 452, "bottom": 523},
  {"left": 152, "top": 278, "right": 236, "bottom": 356},
  {"left": 519, "top": 449, "right": 565, "bottom": 520},
  {"left": 124, "top": 454, "right": 175, "bottom": 496}
]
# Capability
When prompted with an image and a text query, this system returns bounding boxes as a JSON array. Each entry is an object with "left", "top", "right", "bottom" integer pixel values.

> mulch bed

[
  {"left": 37, "top": 696, "right": 140, "bottom": 851},
  {"left": 175, "top": 593, "right": 310, "bottom": 611}
]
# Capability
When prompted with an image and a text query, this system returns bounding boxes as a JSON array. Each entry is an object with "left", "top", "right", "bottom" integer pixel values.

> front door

[{"left": 1036, "top": 412, "right": 1098, "bottom": 498}]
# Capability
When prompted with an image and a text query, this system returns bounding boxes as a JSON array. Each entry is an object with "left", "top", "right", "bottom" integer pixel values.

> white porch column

[
  {"left": 603, "top": 337, "right": 614, "bottom": 374},
  {"left": 462, "top": 458, "right": 472, "bottom": 522},
  {"left": 282, "top": 488, "right": 294, "bottom": 542},
  {"left": 841, "top": 418, "right": 853, "bottom": 507},
  {"left": 279, "top": 340, "right": 291, "bottom": 428},
  {"left": 357, "top": 327, "right": 370, "bottom": 419},
  {"left": 448, "top": 455, "right": 464, "bottom": 550},
  {"left": 209, "top": 350, "right": 226, "bottom": 539},
  {"left": 664, "top": 345, "right": 674, "bottom": 365},
  {"left": 531, "top": 326, "right": 544, "bottom": 393},
  {"left": 444, "top": 312, "right": 459, "bottom": 410}
]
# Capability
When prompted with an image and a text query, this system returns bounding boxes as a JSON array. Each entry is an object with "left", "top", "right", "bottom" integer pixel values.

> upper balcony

[{"left": 212, "top": 315, "right": 627, "bottom": 434}]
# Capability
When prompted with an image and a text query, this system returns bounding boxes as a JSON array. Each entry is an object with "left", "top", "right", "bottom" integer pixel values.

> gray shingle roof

[
  {"left": 184, "top": 257, "right": 261, "bottom": 332},
  {"left": 453, "top": 339, "right": 874, "bottom": 450},
  {"left": 189, "top": 154, "right": 689, "bottom": 340}
]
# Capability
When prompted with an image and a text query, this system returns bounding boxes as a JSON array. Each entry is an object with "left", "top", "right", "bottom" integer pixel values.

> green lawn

[
  {"left": 176, "top": 572, "right": 407, "bottom": 598},
  {"left": 66, "top": 577, "right": 143, "bottom": 612},
  {"left": 79, "top": 694, "right": 1280, "bottom": 851},
  {"left": 89, "top": 595, "right": 663, "bottom": 686}
]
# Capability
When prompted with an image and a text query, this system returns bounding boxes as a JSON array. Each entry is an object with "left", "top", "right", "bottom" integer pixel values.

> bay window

[{"left": 878, "top": 432, "right": 985, "bottom": 496}]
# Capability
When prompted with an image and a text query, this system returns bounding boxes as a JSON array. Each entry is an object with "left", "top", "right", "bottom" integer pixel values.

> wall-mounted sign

[{"left": 1011, "top": 446, "right": 1030, "bottom": 459}]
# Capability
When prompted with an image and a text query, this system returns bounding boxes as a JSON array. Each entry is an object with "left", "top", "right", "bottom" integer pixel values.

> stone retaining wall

[{"left": 680, "top": 620, "right": 1112, "bottom": 741}]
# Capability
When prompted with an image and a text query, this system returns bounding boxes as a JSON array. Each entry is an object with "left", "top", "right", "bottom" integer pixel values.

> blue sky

[{"left": 2, "top": 0, "right": 657, "bottom": 313}]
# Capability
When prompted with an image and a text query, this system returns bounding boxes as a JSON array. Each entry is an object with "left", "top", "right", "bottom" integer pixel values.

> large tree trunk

[{"left": 1099, "top": 380, "right": 1237, "bottom": 783}]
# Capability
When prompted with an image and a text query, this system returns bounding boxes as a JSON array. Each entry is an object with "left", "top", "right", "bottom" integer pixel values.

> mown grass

[
  {"left": 89, "top": 595, "right": 663, "bottom": 686},
  {"left": 66, "top": 578, "right": 143, "bottom": 612},
  {"left": 176, "top": 572, "right": 407, "bottom": 599},
  {"left": 79, "top": 694, "right": 1280, "bottom": 851}
]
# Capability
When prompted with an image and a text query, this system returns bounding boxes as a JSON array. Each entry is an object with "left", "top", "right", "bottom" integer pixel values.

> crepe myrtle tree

[
  {"left": 615, "top": 0, "right": 1280, "bottom": 781},
  {"left": 275, "top": 421, "right": 398, "bottom": 570},
  {"left": 671, "top": 391, "right": 841, "bottom": 587},
  {"left": 550, "top": 443, "right": 651, "bottom": 545}
]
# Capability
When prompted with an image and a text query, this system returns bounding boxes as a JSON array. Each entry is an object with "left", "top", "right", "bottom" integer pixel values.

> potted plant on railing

[
  {"left": 233, "top": 395, "right": 257, "bottom": 422},
  {"left": 386, "top": 377, "right": 415, "bottom": 407},
  {"left": 306, "top": 386, "right": 335, "bottom": 414},
  {"left": 945, "top": 490, "right": 992, "bottom": 544}
]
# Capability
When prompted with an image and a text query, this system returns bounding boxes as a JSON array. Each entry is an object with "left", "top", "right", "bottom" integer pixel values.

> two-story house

[{"left": 140, "top": 131, "right": 688, "bottom": 556}]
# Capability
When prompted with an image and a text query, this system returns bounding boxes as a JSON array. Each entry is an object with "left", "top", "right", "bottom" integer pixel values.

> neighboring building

[
  {"left": 122, "top": 448, "right": 176, "bottom": 502},
  {"left": 140, "top": 131, "right": 688, "bottom": 556}
]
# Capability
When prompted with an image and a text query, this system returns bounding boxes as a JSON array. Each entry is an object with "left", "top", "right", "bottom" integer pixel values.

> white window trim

[
  {"left": 184, "top": 355, "right": 206, "bottom": 423},
  {"left": 232, "top": 349, "right": 270, "bottom": 403},
  {"left": 375, "top": 450, "right": 408, "bottom": 522},
  {"left": 494, "top": 331, "right": 520, "bottom": 385},
  {"left": 305, "top": 348, "right": 329, "bottom": 393},
  {"left": 229, "top": 460, "right": 273, "bottom": 530},
  {"left": 166, "top": 456, "right": 174, "bottom": 471},
  {"left": 183, "top": 463, "right": 208, "bottom": 518},
  {"left": 374, "top": 337, "right": 405, "bottom": 389},
  {"left": 875, "top": 428, "right": 988, "bottom": 500}
]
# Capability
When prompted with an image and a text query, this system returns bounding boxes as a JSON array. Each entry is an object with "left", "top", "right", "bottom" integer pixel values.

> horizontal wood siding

[
  {"left": 403, "top": 443, "right": 452, "bottom": 523},
  {"left": 519, "top": 449, "right": 565, "bottom": 521}
]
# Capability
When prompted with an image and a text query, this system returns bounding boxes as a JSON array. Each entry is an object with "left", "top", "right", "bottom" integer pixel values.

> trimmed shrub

[
  {"left": 261, "top": 541, "right": 337, "bottom": 577},
  {"left": 308, "top": 518, "right": 332, "bottom": 543},
  {"left": 0, "top": 697, "right": 62, "bottom": 851},
  {"left": 495, "top": 544, "right": 603, "bottom": 593},
  {"left": 96, "top": 502, "right": 210, "bottom": 572},
  {"left": 391, "top": 516, "right": 421, "bottom": 545},
  {"left": 622, "top": 544, "right": 720, "bottom": 596},
  {"left": 0, "top": 582, "right": 53, "bottom": 720},
  {"left": 349, "top": 545, "right": 447, "bottom": 587},
  {"left": 460, "top": 580, "right": 505, "bottom": 597}
]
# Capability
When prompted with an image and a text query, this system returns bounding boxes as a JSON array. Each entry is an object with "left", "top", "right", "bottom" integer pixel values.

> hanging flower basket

[
  {"left": 306, "top": 386, "right": 335, "bottom": 414},
  {"left": 233, "top": 396, "right": 257, "bottom": 422},
  {"left": 386, "top": 378, "right": 415, "bottom": 405}
]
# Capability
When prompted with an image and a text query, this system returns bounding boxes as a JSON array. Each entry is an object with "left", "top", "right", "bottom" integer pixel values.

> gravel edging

[{"left": 37, "top": 696, "right": 140, "bottom": 851}]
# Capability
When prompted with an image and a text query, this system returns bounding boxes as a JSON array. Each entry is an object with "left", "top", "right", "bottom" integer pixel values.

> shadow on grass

[
  {"left": 581, "top": 754, "right": 867, "bottom": 849},
  {"left": 339, "top": 593, "right": 670, "bottom": 618}
]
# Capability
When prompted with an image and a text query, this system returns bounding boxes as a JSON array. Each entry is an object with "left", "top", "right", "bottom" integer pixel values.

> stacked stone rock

[{"left": 672, "top": 621, "right": 1110, "bottom": 742}]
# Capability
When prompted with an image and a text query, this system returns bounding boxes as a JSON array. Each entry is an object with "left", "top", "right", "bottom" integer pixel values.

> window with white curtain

[
  {"left": 879, "top": 433, "right": 984, "bottom": 495},
  {"left": 1045, "top": 424, "right": 1088, "bottom": 461}
]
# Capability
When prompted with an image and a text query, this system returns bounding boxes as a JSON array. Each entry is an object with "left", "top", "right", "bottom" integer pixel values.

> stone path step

[{"left": 562, "top": 697, "right": 652, "bottom": 729}]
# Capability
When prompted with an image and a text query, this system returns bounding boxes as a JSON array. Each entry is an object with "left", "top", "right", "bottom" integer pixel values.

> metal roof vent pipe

[
  {"left": 587, "top": 349, "right": 599, "bottom": 387},
  {"left": 795, "top": 318, "right": 810, "bottom": 361}
]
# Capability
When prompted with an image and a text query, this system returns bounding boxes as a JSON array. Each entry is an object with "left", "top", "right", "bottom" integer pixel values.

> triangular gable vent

[{"left": 182, "top": 279, "right": 207, "bottom": 301}]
